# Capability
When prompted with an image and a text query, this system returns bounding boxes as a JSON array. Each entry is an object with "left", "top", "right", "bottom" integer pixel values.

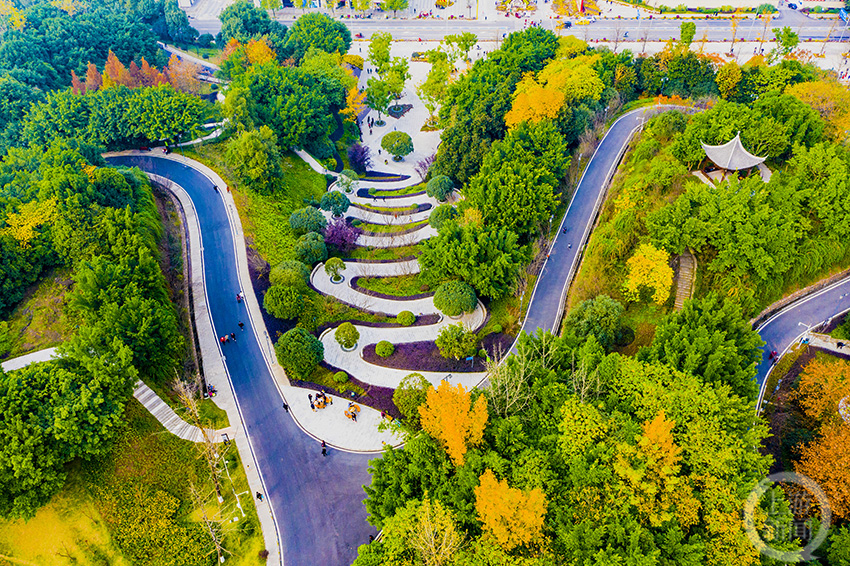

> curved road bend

[
  {"left": 106, "top": 155, "right": 376, "bottom": 566},
  {"left": 519, "top": 106, "right": 677, "bottom": 341},
  {"left": 754, "top": 277, "right": 850, "bottom": 407}
]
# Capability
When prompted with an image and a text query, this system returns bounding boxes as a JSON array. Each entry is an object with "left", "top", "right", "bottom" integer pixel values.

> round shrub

[
  {"left": 324, "top": 257, "right": 346, "bottom": 281},
  {"left": 433, "top": 281, "right": 477, "bottom": 317},
  {"left": 396, "top": 311, "right": 415, "bottom": 326},
  {"left": 334, "top": 322, "right": 360, "bottom": 350},
  {"left": 338, "top": 169, "right": 359, "bottom": 193},
  {"left": 197, "top": 33, "right": 214, "bottom": 48},
  {"left": 320, "top": 191, "right": 351, "bottom": 216},
  {"left": 264, "top": 285, "right": 305, "bottom": 320},
  {"left": 294, "top": 232, "right": 327, "bottom": 265},
  {"left": 491, "top": 324, "right": 503, "bottom": 334},
  {"left": 375, "top": 341, "right": 395, "bottom": 357},
  {"left": 289, "top": 206, "right": 327, "bottom": 235},
  {"left": 426, "top": 175, "right": 455, "bottom": 202},
  {"left": 274, "top": 328, "right": 324, "bottom": 380},
  {"left": 478, "top": 348, "right": 487, "bottom": 358},
  {"left": 381, "top": 131, "right": 413, "bottom": 161},
  {"left": 429, "top": 204, "right": 458, "bottom": 231},
  {"left": 393, "top": 373, "right": 432, "bottom": 429},
  {"left": 334, "top": 371, "right": 349, "bottom": 384},
  {"left": 270, "top": 260, "right": 311, "bottom": 287}
]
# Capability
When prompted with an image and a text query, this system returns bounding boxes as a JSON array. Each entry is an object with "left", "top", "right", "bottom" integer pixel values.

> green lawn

[
  {"left": 0, "top": 267, "right": 74, "bottom": 360},
  {"left": 181, "top": 142, "right": 327, "bottom": 267},
  {"left": 309, "top": 365, "right": 365, "bottom": 397},
  {"left": 367, "top": 183, "right": 426, "bottom": 197},
  {"left": 343, "top": 244, "right": 421, "bottom": 262},
  {"left": 356, "top": 202, "right": 422, "bottom": 215},
  {"left": 356, "top": 273, "right": 431, "bottom": 297},
  {"left": 0, "top": 400, "right": 264, "bottom": 566},
  {"left": 358, "top": 219, "right": 428, "bottom": 234}
]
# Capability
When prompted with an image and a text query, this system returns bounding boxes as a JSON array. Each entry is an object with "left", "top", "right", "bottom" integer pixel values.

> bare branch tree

[
  {"left": 485, "top": 344, "right": 533, "bottom": 419},
  {"left": 173, "top": 375, "right": 226, "bottom": 499},
  {"left": 189, "top": 482, "right": 230, "bottom": 564}
]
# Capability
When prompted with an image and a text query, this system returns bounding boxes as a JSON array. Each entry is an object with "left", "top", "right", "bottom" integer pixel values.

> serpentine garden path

[{"left": 5, "top": 105, "right": 850, "bottom": 566}]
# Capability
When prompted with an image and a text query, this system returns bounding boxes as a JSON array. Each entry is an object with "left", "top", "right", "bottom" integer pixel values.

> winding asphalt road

[
  {"left": 106, "top": 155, "right": 377, "bottom": 566},
  {"left": 105, "top": 104, "right": 850, "bottom": 565}
]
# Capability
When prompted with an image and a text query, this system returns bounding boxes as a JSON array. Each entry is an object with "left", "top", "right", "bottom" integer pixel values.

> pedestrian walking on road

[
  {"left": 282, "top": 402, "right": 289, "bottom": 412},
  {"left": 321, "top": 440, "right": 327, "bottom": 457},
  {"left": 239, "top": 321, "right": 244, "bottom": 331},
  {"left": 230, "top": 332, "right": 236, "bottom": 341},
  {"left": 220, "top": 336, "right": 226, "bottom": 345},
  {"left": 224, "top": 335, "right": 229, "bottom": 343}
]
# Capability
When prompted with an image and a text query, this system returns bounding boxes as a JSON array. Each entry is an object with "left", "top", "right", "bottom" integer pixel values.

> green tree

[
  {"left": 261, "top": 0, "right": 283, "bottom": 16},
  {"left": 275, "top": 327, "right": 324, "bottom": 379},
  {"left": 220, "top": 0, "right": 284, "bottom": 43},
  {"left": 368, "top": 32, "right": 393, "bottom": 76},
  {"left": 436, "top": 323, "right": 478, "bottom": 360},
  {"left": 463, "top": 120, "right": 568, "bottom": 238},
  {"left": 444, "top": 32, "right": 478, "bottom": 66},
  {"left": 433, "top": 281, "right": 477, "bottom": 317},
  {"left": 270, "top": 260, "right": 311, "bottom": 286},
  {"left": 419, "top": 220, "right": 527, "bottom": 299},
  {"left": 264, "top": 284, "right": 305, "bottom": 319},
  {"left": 383, "top": 0, "right": 409, "bottom": 17},
  {"left": 338, "top": 169, "right": 359, "bottom": 193},
  {"left": 289, "top": 206, "right": 327, "bottom": 235},
  {"left": 335, "top": 322, "right": 360, "bottom": 349},
  {"left": 426, "top": 175, "right": 454, "bottom": 202},
  {"left": 428, "top": 204, "right": 458, "bottom": 231},
  {"left": 225, "top": 126, "right": 282, "bottom": 194},
  {"left": 366, "top": 77, "right": 391, "bottom": 121},
  {"left": 324, "top": 257, "right": 346, "bottom": 281},
  {"left": 385, "top": 57, "right": 411, "bottom": 104},
  {"left": 416, "top": 50, "right": 451, "bottom": 120},
  {"left": 393, "top": 373, "right": 432, "bottom": 429},
  {"left": 563, "top": 295, "right": 627, "bottom": 352},
  {"left": 164, "top": 0, "right": 198, "bottom": 44},
  {"left": 320, "top": 190, "right": 351, "bottom": 216},
  {"left": 282, "top": 12, "right": 352, "bottom": 61},
  {"left": 638, "top": 294, "right": 763, "bottom": 400},
  {"left": 770, "top": 26, "right": 799, "bottom": 63},
  {"left": 381, "top": 131, "right": 413, "bottom": 161},
  {"left": 294, "top": 232, "right": 328, "bottom": 265},
  {"left": 679, "top": 22, "right": 696, "bottom": 48}
]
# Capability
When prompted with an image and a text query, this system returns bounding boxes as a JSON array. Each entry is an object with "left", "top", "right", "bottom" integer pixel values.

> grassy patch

[
  {"left": 309, "top": 365, "right": 365, "bottom": 397},
  {"left": 356, "top": 202, "right": 421, "bottom": 215},
  {"left": 0, "top": 469, "right": 130, "bottom": 565},
  {"left": 181, "top": 142, "right": 327, "bottom": 267},
  {"left": 357, "top": 273, "right": 430, "bottom": 297},
  {"left": 367, "top": 183, "right": 426, "bottom": 197},
  {"left": 344, "top": 244, "right": 421, "bottom": 262},
  {"left": 302, "top": 292, "right": 396, "bottom": 332},
  {"left": 615, "top": 302, "right": 664, "bottom": 356},
  {"left": 358, "top": 219, "right": 428, "bottom": 234},
  {"left": 1, "top": 267, "right": 74, "bottom": 359},
  {"left": 83, "top": 400, "right": 265, "bottom": 566}
]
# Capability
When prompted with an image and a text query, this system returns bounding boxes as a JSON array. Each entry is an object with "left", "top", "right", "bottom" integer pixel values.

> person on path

[
  {"left": 256, "top": 492, "right": 263, "bottom": 501},
  {"left": 230, "top": 332, "right": 236, "bottom": 341},
  {"left": 310, "top": 401, "right": 316, "bottom": 412},
  {"left": 239, "top": 321, "right": 244, "bottom": 331},
  {"left": 282, "top": 402, "right": 289, "bottom": 412}
]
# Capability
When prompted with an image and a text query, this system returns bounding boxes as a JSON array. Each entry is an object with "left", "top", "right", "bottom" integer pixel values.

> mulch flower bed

[
  {"left": 387, "top": 104, "right": 413, "bottom": 119},
  {"left": 315, "top": 314, "right": 440, "bottom": 336},
  {"left": 361, "top": 332, "right": 514, "bottom": 373},
  {"left": 356, "top": 188, "right": 427, "bottom": 199},
  {"left": 352, "top": 202, "right": 432, "bottom": 214},
  {"left": 348, "top": 276, "right": 432, "bottom": 301}
]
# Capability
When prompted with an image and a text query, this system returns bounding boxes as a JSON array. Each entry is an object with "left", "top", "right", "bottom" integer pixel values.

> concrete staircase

[
  {"left": 132, "top": 381, "right": 233, "bottom": 443},
  {"left": 674, "top": 250, "right": 697, "bottom": 311}
]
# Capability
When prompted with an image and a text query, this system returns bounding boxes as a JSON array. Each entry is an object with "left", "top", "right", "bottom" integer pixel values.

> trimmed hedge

[
  {"left": 397, "top": 311, "right": 416, "bottom": 326},
  {"left": 375, "top": 340, "right": 395, "bottom": 357}
]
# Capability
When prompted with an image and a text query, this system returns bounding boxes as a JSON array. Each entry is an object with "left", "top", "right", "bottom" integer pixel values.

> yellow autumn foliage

[
  {"left": 787, "top": 80, "right": 850, "bottom": 141},
  {"left": 419, "top": 381, "right": 488, "bottom": 466},
  {"left": 4, "top": 198, "right": 58, "bottom": 248},
  {"left": 0, "top": 0, "right": 25, "bottom": 30},
  {"left": 622, "top": 243, "right": 673, "bottom": 304},
  {"left": 505, "top": 55, "right": 604, "bottom": 128},
  {"left": 474, "top": 469, "right": 547, "bottom": 551}
]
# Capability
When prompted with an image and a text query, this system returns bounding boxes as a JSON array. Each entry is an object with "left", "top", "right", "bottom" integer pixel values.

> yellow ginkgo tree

[{"left": 622, "top": 243, "right": 673, "bottom": 304}]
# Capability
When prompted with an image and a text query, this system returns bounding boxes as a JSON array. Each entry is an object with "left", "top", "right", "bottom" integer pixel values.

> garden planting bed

[
  {"left": 361, "top": 332, "right": 514, "bottom": 373},
  {"left": 314, "top": 314, "right": 440, "bottom": 335},
  {"left": 292, "top": 363, "right": 402, "bottom": 420},
  {"left": 349, "top": 276, "right": 433, "bottom": 300},
  {"left": 353, "top": 202, "right": 432, "bottom": 214},
  {"left": 343, "top": 255, "right": 418, "bottom": 264},
  {"left": 356, "top": 221, "right": 429, "bottom": 237},
  {"left": 357, "top": 187, "right": 427, "bottom": 199}
]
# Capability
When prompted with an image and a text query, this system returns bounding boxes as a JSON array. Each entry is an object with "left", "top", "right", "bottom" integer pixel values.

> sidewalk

[{"left": 0, "top": 346, "right": 58, "bottom": 372}]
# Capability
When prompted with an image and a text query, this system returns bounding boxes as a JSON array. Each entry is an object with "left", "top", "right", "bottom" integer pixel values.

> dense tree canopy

[{"left": 282, "top": 13, "right": 352, "bottom": 62}]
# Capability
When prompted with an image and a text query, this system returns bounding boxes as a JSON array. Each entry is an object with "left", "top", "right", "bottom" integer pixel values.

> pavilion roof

[{"left": 701, "top": 133, "right": 766, "bottom": 171}]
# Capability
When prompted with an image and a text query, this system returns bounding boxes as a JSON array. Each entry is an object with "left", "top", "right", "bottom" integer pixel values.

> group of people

[
  {"left": 308, "top": 391, "right": 333, "bottom": 411},
  {"left": 220, "top": 293, "right": 246, "bottom": 346}
]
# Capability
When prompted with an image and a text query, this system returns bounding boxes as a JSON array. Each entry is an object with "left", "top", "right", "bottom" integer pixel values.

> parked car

[{"left": 788, "top": 2, "right": 797, "bottom": 8}]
